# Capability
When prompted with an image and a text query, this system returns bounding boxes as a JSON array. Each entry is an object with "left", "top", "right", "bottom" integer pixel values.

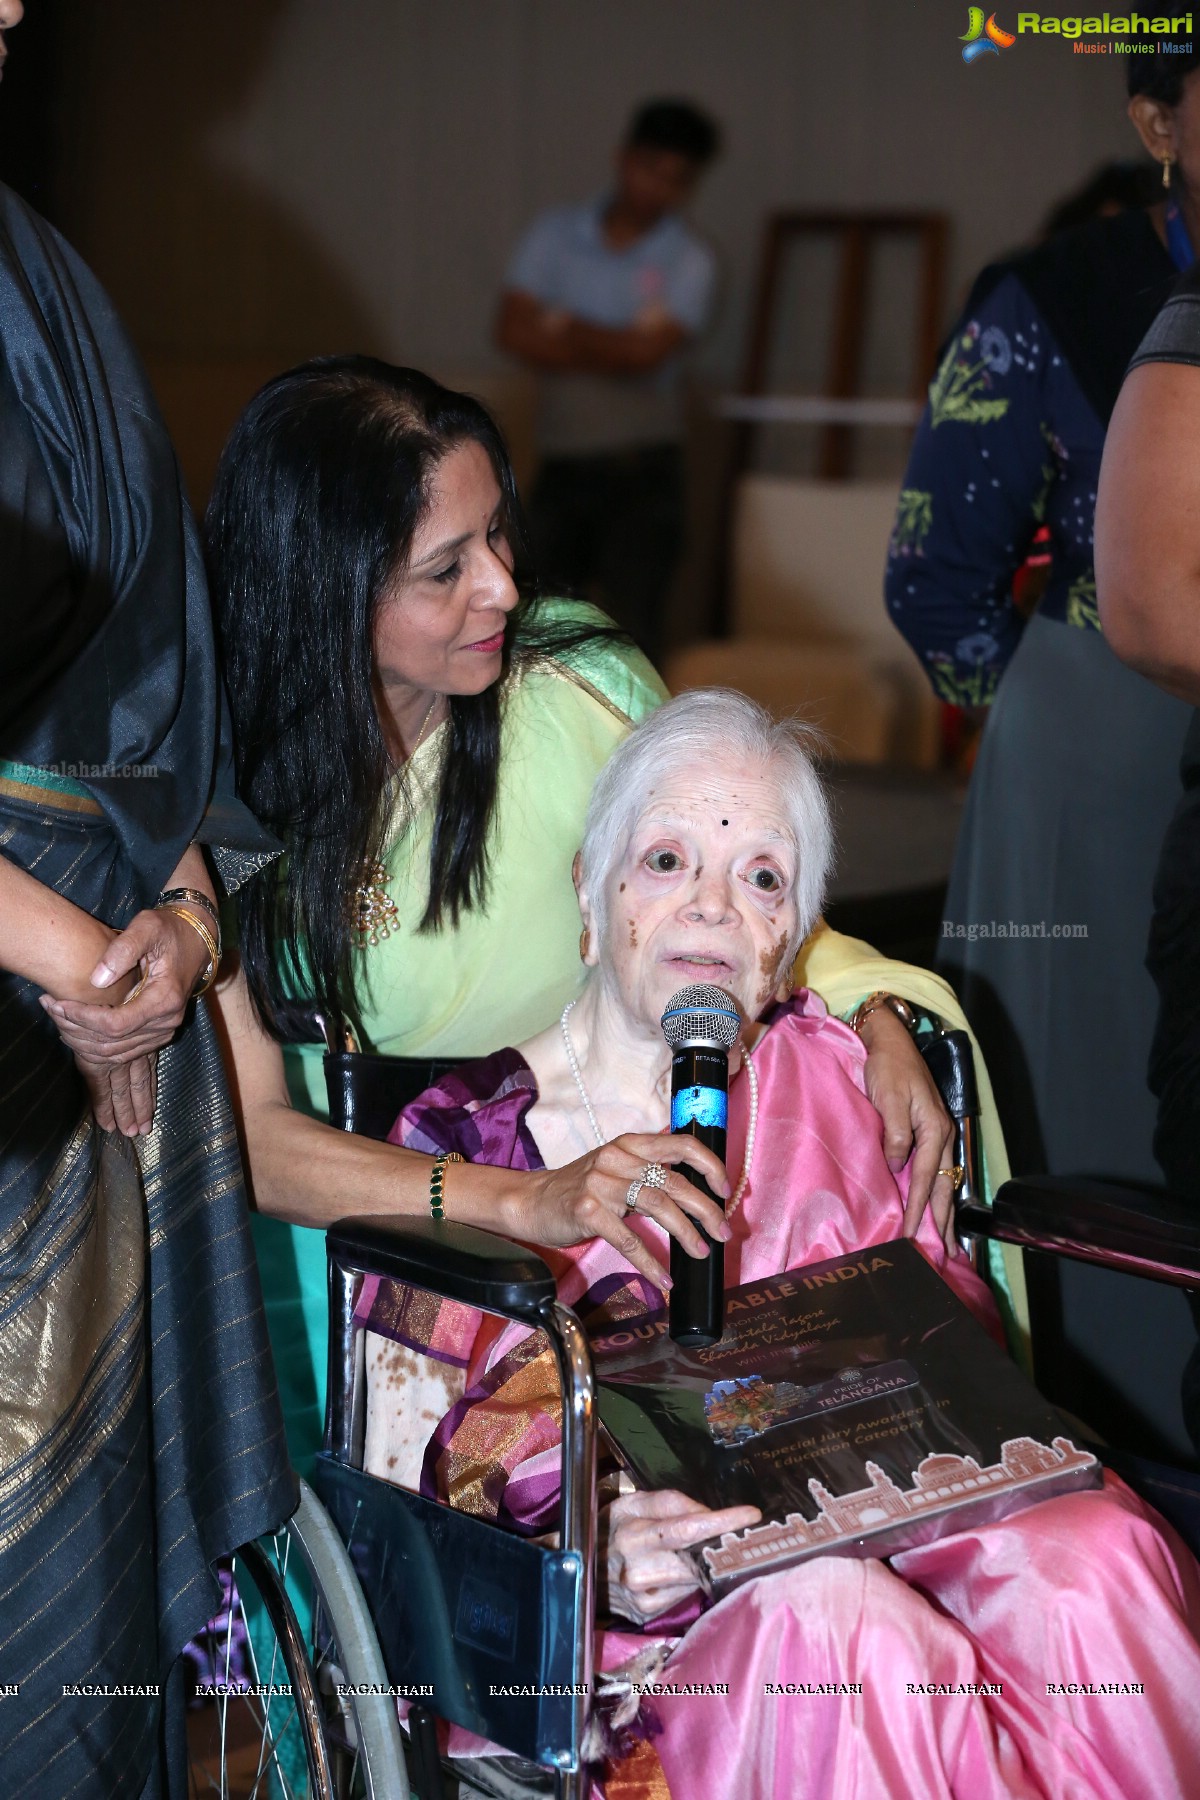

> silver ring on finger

[{"left": 624, "top": 1178, "right": 645, "bottom": 1215}]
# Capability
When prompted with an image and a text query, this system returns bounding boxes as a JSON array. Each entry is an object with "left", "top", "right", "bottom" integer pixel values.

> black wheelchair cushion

[
  {"left": 318, "top": 996, "right": 982, "bottom": 1140},
  {"left": 329, "top": 1028, "right": 982, "bottom": 1146},
  {"left": 324, "top": 1051, "right": 463, "bottom": 1141}
]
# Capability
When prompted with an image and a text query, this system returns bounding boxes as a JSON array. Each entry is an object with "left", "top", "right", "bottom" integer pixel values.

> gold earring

[
  {"left": 1164, "top": 154, "right": 1174, "bottom": 190},
  {"left": 579, "top": 927, "right": 590, "bottom": 963}
]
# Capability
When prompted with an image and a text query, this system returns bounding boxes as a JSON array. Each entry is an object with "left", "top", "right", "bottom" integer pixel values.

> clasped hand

[{"left": 41, "top": 906, "right": 211, "bottom": 1137}]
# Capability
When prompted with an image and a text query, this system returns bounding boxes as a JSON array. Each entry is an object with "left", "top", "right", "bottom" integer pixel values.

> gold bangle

[
  {"left": 849, "top": 991, "right": 917, "bottom": 1035},
  {"left": 159, "top": 903, "right": 220, "bottom": 997},
  {"left": 429, "top": 1150, "right": 464, "bottom": 1220},
  {"left": 156, "top": 885, "right": 220, "bottom": 932},
  {"left": 156, "top": 896, "right": 223, "bottom": 961}
]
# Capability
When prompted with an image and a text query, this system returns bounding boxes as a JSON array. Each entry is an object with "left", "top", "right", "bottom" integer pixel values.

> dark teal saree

[{"left": 0, "top": 184, "right": 294, "bottom": 1796}]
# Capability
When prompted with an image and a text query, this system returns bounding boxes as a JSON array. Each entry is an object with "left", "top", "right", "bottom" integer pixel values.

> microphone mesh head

[{"left": 660, "top": 984, "right": 741, "bottom": 1050}]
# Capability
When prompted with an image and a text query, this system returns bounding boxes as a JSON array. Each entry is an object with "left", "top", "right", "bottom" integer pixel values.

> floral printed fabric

[{"left": 885, "top": 273, "right": 1106, "bottom": 707}]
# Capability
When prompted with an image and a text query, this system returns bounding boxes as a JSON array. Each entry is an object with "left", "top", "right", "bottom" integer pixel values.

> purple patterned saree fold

[{"left": 353, "top": 1049, "right": 544, "bottom": 1362}]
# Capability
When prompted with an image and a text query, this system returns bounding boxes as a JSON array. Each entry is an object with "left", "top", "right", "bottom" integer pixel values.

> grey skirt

[{"left": 939, "top": 611, "right": 1192, "bottom": 1182}]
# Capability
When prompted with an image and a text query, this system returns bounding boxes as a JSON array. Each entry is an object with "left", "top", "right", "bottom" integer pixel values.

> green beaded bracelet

[{"left": 429, "top": 1150, "right": 463, "bottom": 1220}]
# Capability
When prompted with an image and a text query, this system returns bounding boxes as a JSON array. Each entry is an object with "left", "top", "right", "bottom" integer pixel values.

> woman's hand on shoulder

[
  {"left": 40, "top": 905, "right": 211, "bottom": 1137},
  {"left": 856, "top": 1003, "right": 957, "bottom": 1247},
  {"left": 602, "top": 1489, "right": 761, "bottom": 1625},
  {"left": 516, "top": 1134, "right": 732, "bottom": 1293}
]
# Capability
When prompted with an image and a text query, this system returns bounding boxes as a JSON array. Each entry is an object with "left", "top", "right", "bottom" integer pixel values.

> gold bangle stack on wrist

[
  {"left": 157, "top": 885, "right": 220, "bottom": 929},
  {"left": 429, "top": 1151, "right": 464, "bottom": 1220},
  {"left": 157, "top": 902, "right": 221, "bottom": 997}
]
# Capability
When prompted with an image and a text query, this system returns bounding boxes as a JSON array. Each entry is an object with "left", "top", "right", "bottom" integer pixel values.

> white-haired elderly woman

[{"left": 357, "top": 692, "right": 1200, "bottom": 1800}]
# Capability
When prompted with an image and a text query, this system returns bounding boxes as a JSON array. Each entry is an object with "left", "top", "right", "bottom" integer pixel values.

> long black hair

[
  {"left": 1127, "top": 37, "right": 1200, "bottom": 104},
  {"left": 207, "top": 355, "right": 625, "bottom": 1040}
]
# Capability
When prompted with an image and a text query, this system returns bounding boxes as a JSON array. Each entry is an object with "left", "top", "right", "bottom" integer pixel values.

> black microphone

[{"left": 660, "top": 983, "right": 740, "bottom": 1346}]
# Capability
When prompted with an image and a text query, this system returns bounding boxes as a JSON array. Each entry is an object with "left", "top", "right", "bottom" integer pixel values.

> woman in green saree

[{"left": 205, "top": 359, "right": 1002, "bottom": 1487}]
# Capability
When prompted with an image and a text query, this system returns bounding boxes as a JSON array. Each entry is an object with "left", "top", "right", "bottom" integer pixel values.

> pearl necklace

[{"left": 558, "top": 1000, "right": 759, "bottom": 1216}]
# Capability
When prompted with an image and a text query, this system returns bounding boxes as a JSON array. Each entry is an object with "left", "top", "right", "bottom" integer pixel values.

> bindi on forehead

[{"left": 630, "top": 783, "right": 797, "bottom": 864}]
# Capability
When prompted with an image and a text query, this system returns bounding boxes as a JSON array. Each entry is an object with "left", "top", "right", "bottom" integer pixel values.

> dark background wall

[
  {"left": 41, "top": 0, "right": 1138, "bottom": 373},
  {"left": 0, "top": 1, "right": 65, "bottom": 219},
  {"left": 0, "top": 0, "right": 1151, "bottom": 634}
]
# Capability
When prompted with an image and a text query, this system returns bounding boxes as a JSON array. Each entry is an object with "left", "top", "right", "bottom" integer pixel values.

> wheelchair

[{"left": 200, "top": 1021, "right": 1200, "bottom": 1800}]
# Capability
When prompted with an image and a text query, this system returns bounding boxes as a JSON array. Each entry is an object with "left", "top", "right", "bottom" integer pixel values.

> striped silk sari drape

[{"left": 0, "top": 764, "right": 295, "bottom": 1798}]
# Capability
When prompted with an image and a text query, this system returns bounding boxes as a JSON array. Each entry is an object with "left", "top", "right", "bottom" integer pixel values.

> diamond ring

[{"left": 624, "top": 1161, "right": 669, "bottom": 1214}]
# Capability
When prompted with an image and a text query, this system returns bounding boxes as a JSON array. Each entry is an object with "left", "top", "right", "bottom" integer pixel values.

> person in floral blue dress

[
  {"left": 886, "top": 128, "right": 1196, "bottom": 1189},
  {"left": 889, "top": 299, "right": 1105, "bottom": 713}
]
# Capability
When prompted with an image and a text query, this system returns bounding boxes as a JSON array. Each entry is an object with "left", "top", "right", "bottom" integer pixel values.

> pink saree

[{"left": 359, "top": 994, "right": 1200, "bottom": 1799}]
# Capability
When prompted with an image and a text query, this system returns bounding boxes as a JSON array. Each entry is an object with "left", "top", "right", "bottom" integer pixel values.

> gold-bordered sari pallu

[{"left": 0, "top": 763, "right": 295, "bottom": 1798}]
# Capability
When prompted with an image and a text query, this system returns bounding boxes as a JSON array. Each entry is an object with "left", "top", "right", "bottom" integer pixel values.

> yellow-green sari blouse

[{"left": 258, "top": 613, "right": 668, "bottom": 1476}]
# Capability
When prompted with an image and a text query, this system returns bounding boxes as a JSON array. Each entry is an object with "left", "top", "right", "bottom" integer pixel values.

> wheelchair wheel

[
  {"left": 186, "top": 1531, "right": 335, "bottom": 1798},
  {"left": 187, "top": 1478, "right": 409, "bottom": 1800}
]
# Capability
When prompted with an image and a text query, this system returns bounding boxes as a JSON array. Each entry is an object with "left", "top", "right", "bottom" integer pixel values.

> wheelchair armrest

[
  {"left": 919, "top": 1027, "right": 984, "bottom": 1207},
  {"left": 327, "top": 1212, "right": 557, "bottom": 1323},
  {"left": 325, "top": 1214, "right": 566, "bottom": 1471},
  {"left": 324, "top": 1216, "right": 599, "bottom": 1662},
  {"left": 957, "top": 1174, "right": 1200, "bottom": 1288},
  {"left": 919, "top": 1028, "right": 979, "bottom": 1121}
]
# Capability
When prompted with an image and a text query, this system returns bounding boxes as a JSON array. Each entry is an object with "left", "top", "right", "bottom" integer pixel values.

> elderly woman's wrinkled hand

[
  {"left": 39, "top": 907, "right": 210, "bottom": 1137},
  {"left": 602, "top": 1489, "right": 762, "bottom": 1625},
  {"left": 856, "top": 1003, "right": 957, "bottom": 1248},
  {"left": 521, "top": 1133, "right": 732, "bottom": 1293}
]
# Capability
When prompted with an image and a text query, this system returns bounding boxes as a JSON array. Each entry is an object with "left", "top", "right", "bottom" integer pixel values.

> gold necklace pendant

[
  {"left": 348, "top": 858, "right": 400, "bottom": 948},
  {"left": 348, "top": 699, "right": 441, "bottom": 951}
]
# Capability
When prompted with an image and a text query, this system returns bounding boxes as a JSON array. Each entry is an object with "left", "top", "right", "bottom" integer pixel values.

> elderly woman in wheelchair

[{"left": 356, "top": 690, "right": 1200, "bottom": 1800}]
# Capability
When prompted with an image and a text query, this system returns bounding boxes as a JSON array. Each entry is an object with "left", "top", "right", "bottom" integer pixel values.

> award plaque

[{"left": 592, "top": 1238, "right": 1099, "bottom": 1596}]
